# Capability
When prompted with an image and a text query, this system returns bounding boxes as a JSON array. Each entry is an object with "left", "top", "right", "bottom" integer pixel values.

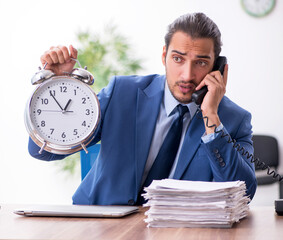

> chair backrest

[
  {"left": 252, "top": 135, "right": 279, "bottom": 170},
  {"left": 80, "top": 144, "right": 101, "bottom": 180}
]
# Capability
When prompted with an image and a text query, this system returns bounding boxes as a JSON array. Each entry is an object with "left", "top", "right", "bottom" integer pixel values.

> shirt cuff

[{"left": 201, "top": 123, "right": 224, "bottom": 143}]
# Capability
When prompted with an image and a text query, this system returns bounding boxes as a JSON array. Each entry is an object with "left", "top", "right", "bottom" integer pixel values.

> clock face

[
  {"left": 241, "top": 0, "right": 276, "bottom": 17},
  {"left": 27, "top": 76, "right": 100, "bottom": 151}
]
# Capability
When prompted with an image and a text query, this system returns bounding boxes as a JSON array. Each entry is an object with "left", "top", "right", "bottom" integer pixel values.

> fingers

[
  {"left": 210, "top": 64, "right": 228, "bottom": 87},
  {"left": 195, "top": 79, "right": 206, "bottom": 91},
  {"left": 223, "top": 64, "right": 228, "bottom": 87},
  {"left": 195, "top": 73, "right": 221, "bottom": 91},
  {"left": 69, "top": 45, "right": 78, "bottom": 59},
  {"left": 197, "top": 65, "right": 228, "bottom": 117},
  {"left": 196, "top": 66, "right": 227, "bottom": 91},
  {"left": 206, "top": 73, "right": 226, "bottom": 96},
  {"left": 40, "top": 45, "right": 78, "bottom": 67}
]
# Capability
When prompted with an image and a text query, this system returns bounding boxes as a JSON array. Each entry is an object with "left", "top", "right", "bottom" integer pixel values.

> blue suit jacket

[{"left": 29, "top": 74, "right": 257, "bottom": 205}]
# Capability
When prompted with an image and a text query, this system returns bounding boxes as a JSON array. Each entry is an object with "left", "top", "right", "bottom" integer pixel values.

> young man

[{"left": 29, "top": 12, "right": 257, "bottom": 205}]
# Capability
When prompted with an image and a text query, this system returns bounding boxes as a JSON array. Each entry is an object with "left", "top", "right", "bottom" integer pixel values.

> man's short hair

[{"left": 164, "top": 13, "right": 222, "bottom": 59}]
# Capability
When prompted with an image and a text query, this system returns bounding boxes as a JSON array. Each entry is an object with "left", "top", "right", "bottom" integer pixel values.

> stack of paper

[{"left": 143, "top": 179, "right": 250, "bottom": 228}]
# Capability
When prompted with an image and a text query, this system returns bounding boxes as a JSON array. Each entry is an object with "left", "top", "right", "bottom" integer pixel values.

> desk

[{"left": 0, "top": 204, "right": 282, "bottom": 240}]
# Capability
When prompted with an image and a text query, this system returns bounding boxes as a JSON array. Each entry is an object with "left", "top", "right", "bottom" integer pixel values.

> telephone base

[{"left": 275, "top": 199, "right": 283, "bottom": 215}]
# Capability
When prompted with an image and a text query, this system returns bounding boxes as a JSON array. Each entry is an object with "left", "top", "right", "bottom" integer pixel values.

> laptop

[{"left": 14, "top": 204, "right": 139, "bottom": 218}]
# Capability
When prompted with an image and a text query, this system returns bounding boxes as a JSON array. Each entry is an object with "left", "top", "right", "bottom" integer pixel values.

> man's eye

[
  {"left": 173, "top": 56, "right": 182, "bottom": 63},
  {"left": 196, "top": 61, "right": 207, "bottom": 67}
]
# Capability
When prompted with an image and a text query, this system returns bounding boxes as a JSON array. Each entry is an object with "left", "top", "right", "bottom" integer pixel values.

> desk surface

[{"left": 0, "top": 204, "right": 282, "bottom": 240}]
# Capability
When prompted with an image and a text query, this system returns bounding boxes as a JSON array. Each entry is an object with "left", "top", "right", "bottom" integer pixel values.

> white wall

[{"left": 0, "top": 0, "right": 282, "bottom": 204}]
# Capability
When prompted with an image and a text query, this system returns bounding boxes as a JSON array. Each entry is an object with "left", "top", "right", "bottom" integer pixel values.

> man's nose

[{"left": 181, "top": 63, "right": 194, "bottom": 81}]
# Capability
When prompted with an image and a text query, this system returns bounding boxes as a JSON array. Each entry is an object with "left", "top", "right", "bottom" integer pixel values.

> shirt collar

[{"left": 164, "top": 80, "right": 198, "bottom": 117}]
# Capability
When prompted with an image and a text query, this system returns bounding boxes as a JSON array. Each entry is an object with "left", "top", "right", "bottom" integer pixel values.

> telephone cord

[{"left": 196, "top": 107, "right": 283, "bottom": 182}]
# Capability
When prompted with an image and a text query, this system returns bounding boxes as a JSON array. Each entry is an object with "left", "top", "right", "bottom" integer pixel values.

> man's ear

[{"left": 162, "top": 46, "right": 167, "bottom": 66}]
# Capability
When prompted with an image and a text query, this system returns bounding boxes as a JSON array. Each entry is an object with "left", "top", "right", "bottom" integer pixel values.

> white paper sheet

[{"left": 143, "top": 179, "right": 250, "bottom": 228}]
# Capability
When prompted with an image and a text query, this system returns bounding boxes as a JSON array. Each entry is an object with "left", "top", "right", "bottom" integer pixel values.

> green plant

[
  {"left": 56, "top": 24, "right": 143, "bottom": 176},
  {"left": 77, "top": 25, "right": 142, "bottom": 93}
]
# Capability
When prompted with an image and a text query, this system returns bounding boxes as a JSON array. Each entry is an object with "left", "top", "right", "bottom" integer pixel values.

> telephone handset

[{"left": 191, "top": 56, "right": 227, "bottom": 105}]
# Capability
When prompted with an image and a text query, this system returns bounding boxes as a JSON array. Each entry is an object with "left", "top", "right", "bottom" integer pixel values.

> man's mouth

[{"left": 177, "top": 83, "right": 195, "bottom": 94}]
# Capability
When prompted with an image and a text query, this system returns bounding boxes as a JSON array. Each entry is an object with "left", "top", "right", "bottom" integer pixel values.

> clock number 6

[{"left": 61, "top": 132, "right": 66, "bottom": 138}]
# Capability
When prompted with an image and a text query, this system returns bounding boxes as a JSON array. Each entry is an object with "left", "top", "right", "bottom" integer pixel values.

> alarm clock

[{"left": 25, "top": 59, "right": 101, "bottom": 155}]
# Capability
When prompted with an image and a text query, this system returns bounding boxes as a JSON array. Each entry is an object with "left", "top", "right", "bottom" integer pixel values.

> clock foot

[
  {"left": 81, "top": 143, "right": 88, "bottom": 154},
  {"left": 39, "top": 141, "right": 47, "bottom": 154}
]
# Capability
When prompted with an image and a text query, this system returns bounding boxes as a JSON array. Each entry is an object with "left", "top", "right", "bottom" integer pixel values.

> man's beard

[{"left": 166, "top": 76, "right": 196, "bottom": 104}]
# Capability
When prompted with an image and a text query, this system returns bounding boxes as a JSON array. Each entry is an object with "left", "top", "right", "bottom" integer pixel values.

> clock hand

[
  {"left": 41, "top": 110, "right": 62, "bottom": 112},
  {"left": 41, "top": 110, "right": 74, "bottom": 113},
  {"left": 49, "top": 90, "right": 63, "bottom": 111},
  {"left": 63, "top": 99, "right": 72, "bottom": 112}
]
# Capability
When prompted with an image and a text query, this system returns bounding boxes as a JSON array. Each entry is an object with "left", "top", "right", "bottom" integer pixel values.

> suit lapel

[
  {"left": 135, "top": 75, "right": 165, "bottom": 193},
  {"left": 173, "top": 110, "right": 205, "bottom": 179}
]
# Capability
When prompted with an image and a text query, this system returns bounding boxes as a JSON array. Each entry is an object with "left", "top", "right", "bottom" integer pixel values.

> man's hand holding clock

[{"left": 40, "top": 45, "right": 78, "bottom": 75}]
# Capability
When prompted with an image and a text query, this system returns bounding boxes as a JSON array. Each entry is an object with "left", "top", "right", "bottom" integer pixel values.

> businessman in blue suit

[{"left": 29, "top": 13, "right": 257, "bottom": 205}]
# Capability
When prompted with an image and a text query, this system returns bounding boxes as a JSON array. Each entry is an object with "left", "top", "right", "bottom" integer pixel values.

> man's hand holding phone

[
  {"left": 40, "top": 45, "right": 78, "bottom": 76},
  {"left": 195, "top": 63, "right": 228, "bottom": 134}
]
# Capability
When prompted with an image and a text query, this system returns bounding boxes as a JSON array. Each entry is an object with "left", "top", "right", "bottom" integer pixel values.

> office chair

[
  {"left": 80, "top": 144, "right": 101, "bottom": 180},
  {"left": 252, "top": 134, "right": 283, "bottom": 199}
]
